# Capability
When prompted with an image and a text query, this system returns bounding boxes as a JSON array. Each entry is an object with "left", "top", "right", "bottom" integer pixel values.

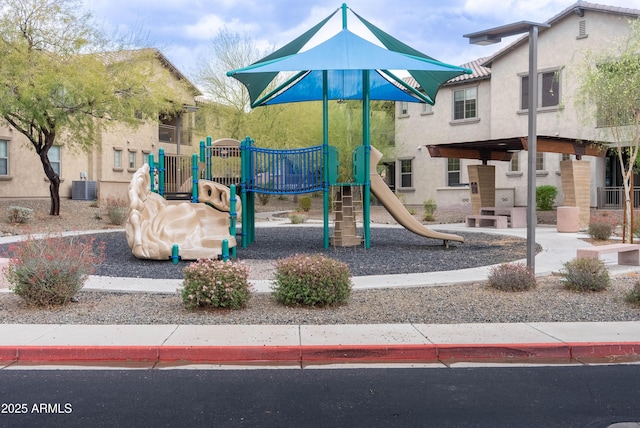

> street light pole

[
  {"left": 526, "top": 25, "right": 539, "bottom": 269},
  {"left": 464, "top": 21, "right": 549, "bottom": 274}
]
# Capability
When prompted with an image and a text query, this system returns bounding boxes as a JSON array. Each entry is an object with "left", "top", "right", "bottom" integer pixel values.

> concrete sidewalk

[
  {"left": 1, "top": 223, "right": 640, "bottom": 367},
  {"left": 1, "top": 322, "right": 639, "bottom": 367}
]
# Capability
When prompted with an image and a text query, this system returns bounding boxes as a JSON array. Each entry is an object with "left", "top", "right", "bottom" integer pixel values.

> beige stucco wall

[{"left": 393, "top": 8, "right": 630, "bottom": 210}]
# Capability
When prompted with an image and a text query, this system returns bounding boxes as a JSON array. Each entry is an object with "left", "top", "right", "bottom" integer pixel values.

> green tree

[
  {"left": 576, "top": 19, "right": 640, "bottom": 242},
  {"left": 0, "top": 0, "right": 189, "bottom": 215},
  {"left": 193, "top": 27, "right": 270, "bottom": 140}
]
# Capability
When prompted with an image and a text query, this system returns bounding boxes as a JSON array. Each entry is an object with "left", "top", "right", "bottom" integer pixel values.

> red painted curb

[
  {"left": 158, "top": 346, "right": 301, "bottom": 363},
  {"left": 0, "top": 347, "right": 18, "bottom": 362},
  {"left": 2, "top": 343, "right": 640, "bottom": 364},
  {"left": 300, "top": 344, "right": 438, "bottom": 363},
  {"left": 13, "top": 346, "right": 159, "bottom": 362},
  {"left": 570, "top": 342, "right": 640, "bottom": 362},
  {"left": 437, "top": 343, "right": 572, "bottom": 363}
]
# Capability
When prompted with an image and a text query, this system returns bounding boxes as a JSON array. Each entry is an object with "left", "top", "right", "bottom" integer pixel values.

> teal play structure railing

[{"left": 239, "top": 136, "right": 340, "bottom": 249}]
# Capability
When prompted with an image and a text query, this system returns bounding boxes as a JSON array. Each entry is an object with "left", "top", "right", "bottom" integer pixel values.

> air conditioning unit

[{"left": 72, "top": 180, "right": 97, "bottom": 200}]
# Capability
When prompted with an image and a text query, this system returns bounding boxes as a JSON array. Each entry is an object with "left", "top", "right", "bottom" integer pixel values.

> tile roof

[{"left": 402, "top": 57, "right": 491, "bottom": 90}]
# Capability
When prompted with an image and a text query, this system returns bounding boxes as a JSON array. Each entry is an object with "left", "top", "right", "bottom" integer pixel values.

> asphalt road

[{"left": 1, "top": 365, "right": 639, "bottom": 427}]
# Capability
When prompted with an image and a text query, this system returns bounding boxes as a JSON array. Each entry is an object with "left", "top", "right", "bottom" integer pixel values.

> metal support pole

[{"left": 526, "top": 25, "right": 539, "bottom": 272}]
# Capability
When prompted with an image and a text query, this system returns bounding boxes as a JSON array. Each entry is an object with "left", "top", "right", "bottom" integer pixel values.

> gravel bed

[
  {"left": 79, "top": 228, "right": 531, "bottom": 279},
  {"left": 1, "top": 199, "right": 639, "bottom": 325}
]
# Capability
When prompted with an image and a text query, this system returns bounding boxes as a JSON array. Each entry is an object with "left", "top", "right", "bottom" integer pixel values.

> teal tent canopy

[{"left": 227, "top": 6, "right": 471, "bottom": 106}]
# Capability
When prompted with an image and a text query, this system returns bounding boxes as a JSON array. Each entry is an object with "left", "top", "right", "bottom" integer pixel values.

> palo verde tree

[
  {"left": 193, "top": 27, "right": 270, "bottom": 140},
  {"left": 0, "top": 0, "right": 190, "bottom": 215},
  {"left": 576, "top": 19, "right": 640, "bottom": 242}
]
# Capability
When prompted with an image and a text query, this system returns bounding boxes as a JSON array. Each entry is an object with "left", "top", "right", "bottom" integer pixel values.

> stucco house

[
  {"left": 392, "top": 1, "right": 639, "bottom": 221},
  {"left": 0, "top": 49, "right": 201, "bottom": 203}
]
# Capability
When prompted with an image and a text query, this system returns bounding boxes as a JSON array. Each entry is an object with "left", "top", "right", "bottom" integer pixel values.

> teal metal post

[
  {"left": 149, "top": 154, "right": 156, "bottom": 193},
  {"left": 322, "top": 70, "right": 330, "bottom": 249},
  {"left": 362, "top": 70, "right": 371, "bottom": 249},
  {"left": 191, "top": 153, "right": 199, "bottom": 203},
  {"left": 199, "top": 140, "right": 205, "bottom": 162},
  {"left": 221, "top": 240, "right": 229, "bottom": 262},
  {"left": 240, "top": 137, "right": 249, "bottom": 248},
  {"left": 342, "top": 3, "right": 347, "bottom": 29},
  {"left": 229, "top": 184, "right": 237, "bottom": 259},
  {"left": 206, "top": 136, "right": 212, "bottom": 180},
  {"left": 171, "top": 244, "right": 179, "bottom": 264},
  {"left": 158, "top": 148, "right": 165, "bottom": 198}
]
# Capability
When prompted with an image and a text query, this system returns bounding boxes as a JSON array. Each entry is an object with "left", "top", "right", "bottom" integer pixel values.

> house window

[
  {"left": 128, "top": 150, "right": 136, "bottom": 169},
  {"left": 510, "top": 152, "right": 520, "bottom": 172},
  {"left": 453, "top": 87, "right": 477, "bottom": 120},
  {"left": 0, "top": 140, "right": 7, "bottom": 175},
  {"left": 400, "top": 159, "right": 412, "bottom": 188},
  {"left": 447, "top": 158, "right": 461, "bottom": 186},
  {"left": 142, "top": 151, "right": 151, "bottom": 166},
  {"left": 114, "top": 149, "right": 122, "bottom": 169},
  {"left": 536, "top": 152, "right": 545, "bottom": 171},
  {"left": 521, "top": 70, "right": 560, "bottom": 110},
  {"left": 399, "top": 102, "right": 409, "bottom": 116},
  {"left": 49, "top": 146, "right": 61, "bottom": 176},
  {"left": 421, "top": 103, "right": 433, "bottom": 115}
]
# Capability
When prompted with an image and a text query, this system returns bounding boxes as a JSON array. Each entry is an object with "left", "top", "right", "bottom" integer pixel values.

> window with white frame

[
  {"left": 521, "top": 69, "right": 561, "bottom": 110},
  {"left": 49, "top": 146, "right": 61, "bottom": 176},
  {"left": 399, "top": 101, "right": 409, "bottom": 116},
  {"left": 421, "top": 103, "right": 433, "bottom": 115},
  {"left": 536, "top": 152, "right": 545, "bottom": 171},
  {"left": 510, "top": 152, "right": 520, "bottom": 172},
  {"left": 447, "top": 158, "right": 461, "bottom": 185},
  {"left": 453, "top": 87, "right": 477, "bottom": 120},
  {"left": 400, "top": 159, "right": 412, "bottom": 188},
  {"left": 114, "top": 148, "right": 123, "bottom": 169},
  {"left": 142, "top": 151, "right": 151, "bottom": 166},
  {"left": 0, "top": 140, "right": 7, "bottom": 175},
  {"left": 128, "top": 150, "right": 136, "bottom": 169}
]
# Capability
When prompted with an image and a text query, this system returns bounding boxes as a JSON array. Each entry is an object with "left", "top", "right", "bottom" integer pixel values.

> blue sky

[{"left": 83, "top": 0, "right": 640, "bottom": 82}]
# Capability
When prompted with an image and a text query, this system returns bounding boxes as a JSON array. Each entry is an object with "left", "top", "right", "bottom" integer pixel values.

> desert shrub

[
  {"left": 6, "top": 206, "right": 33, "bottom": 224},
  {"left": 299, "top": 196, "right": 312, "bottom": 212},
  {"left": 559, "top": 257, "right": 610, "bottom": 292},
  {"left": 4, "top": 234, "right": 105, "bottom": 306},
  {"left": 422, "top": 199, "right": 437, "bottom": 222},
  {"left": 487, "top": 263, "right": 536, "bottom": 292},
  {"left": 626, "top": 280, "right": 640, "bottom": 306},
  {"left": 408, "top": 207, "right": 417, "bottom": 215},
  {"left": 273, "top": 254, "right": 352, "bottom": 307},
  {"left": 106, "top": 197, "right": 128, "bottom": 225},
  {"left": 289, "top": 213, "right": 307, "bottom": 224},
  {"left": 258, "top": 193, "right": 271, "bottom": 206},
  {"left": 181, "top": 259, "right": 251, "bottom": 310},
  {"left": 588, "top": 222, "right": 613, "bottom": 240},
  {"left": 536, "top": 185, "right": 558, "bottom": 211}
]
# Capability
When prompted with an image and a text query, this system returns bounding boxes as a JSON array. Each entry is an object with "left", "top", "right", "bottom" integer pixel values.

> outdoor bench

[
  {"left": 465, "top": 214, "right": 508, "bottom": 229},
  {"left": 576, "top": 243, "right": 640, "bottom": 266}
]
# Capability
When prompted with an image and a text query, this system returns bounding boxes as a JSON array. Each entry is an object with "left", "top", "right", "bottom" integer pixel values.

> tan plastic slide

[{"left": 370, "top": 146, "right": 464, "bottom": 245}]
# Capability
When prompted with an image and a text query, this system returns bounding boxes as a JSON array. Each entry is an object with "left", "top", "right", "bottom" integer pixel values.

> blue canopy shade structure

[{"left": 227, "top": 3, "right": 471, "bottom": 249}]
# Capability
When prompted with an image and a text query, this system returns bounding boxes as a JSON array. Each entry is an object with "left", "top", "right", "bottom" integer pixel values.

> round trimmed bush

[
  {"left": 588, "top": 222, "right": 613, "bottom": 241},
  {"left": 559, "top": 257, "right": 610, "bottom": 292},
  {"left": 273, "top": 254, "right": 352, "bottom": 307},
  {"left": 182, "top": 259, "right": 251, "bottom": 309},
  {"left": 487, "top": 262, "right": 536, "bottom": 292}
]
